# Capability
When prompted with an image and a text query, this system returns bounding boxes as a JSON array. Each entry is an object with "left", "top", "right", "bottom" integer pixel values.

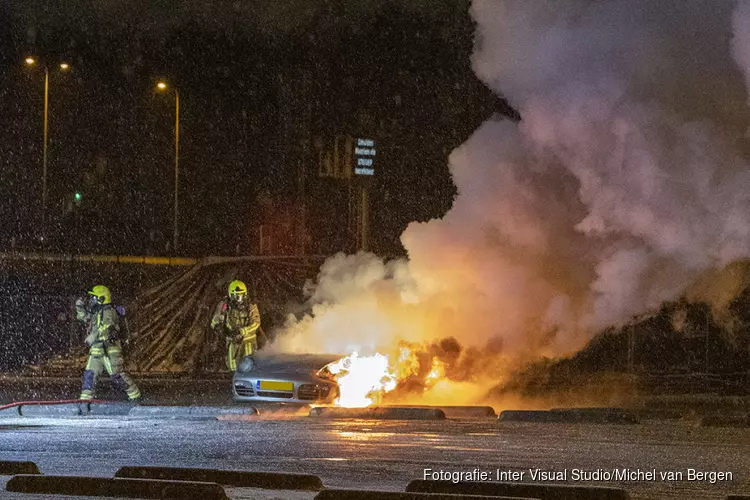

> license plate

[{"left": 259, "top": 380, "right": 294, "bottom": 391}]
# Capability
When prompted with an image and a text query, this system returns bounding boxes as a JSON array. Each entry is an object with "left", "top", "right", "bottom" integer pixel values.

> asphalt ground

[
  {"left": 1, "top": 373, "right": 750, "bottom": 499},
  {"left": 0, "top": 414, "right": 748, "bottom": 500}
]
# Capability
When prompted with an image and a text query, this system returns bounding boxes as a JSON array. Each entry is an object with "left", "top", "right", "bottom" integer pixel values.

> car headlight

[{"left": 237, "top": 356, "right": 256, "bottom": 373}]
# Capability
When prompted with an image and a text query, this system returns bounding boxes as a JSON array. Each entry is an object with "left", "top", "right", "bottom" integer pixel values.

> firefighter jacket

[
  {"left": 76, "top": 303, "right": 121, "bottom": 349},
  {"left": 211, "top": 300, "right": 261, "bottom": 343}
]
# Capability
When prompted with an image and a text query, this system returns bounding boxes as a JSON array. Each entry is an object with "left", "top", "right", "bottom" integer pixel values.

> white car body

[{"left": 232, "top": 353, "right": 341, "bottom": 404}]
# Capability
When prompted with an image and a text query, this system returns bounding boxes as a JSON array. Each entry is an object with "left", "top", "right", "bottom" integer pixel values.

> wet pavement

[{"left": 0, "top": 414, "right": 748, "bottom": 500}]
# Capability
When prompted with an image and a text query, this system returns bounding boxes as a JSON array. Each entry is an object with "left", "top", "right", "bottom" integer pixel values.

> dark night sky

[{"left": 0, "top": 0, "right": 509, "bottom": 257}]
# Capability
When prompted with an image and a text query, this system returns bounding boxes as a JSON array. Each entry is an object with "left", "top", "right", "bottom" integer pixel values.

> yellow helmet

[
  {"left": 88, "top": 285, "right": 111, "bottom": 305},
  {"left": 228, "top": 280, "right": 248, "bottom": 303}
]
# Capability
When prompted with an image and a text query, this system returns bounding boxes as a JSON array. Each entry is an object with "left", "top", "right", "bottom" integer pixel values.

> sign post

[
  {"left": 318, "top": 135, "right": 377, "bottom": 252},
  {"left": 353, "top": 138, "right": 375, "bottom": 251},
  {"left": 354, "top": 138, "right": 376, "bottom": 176}
]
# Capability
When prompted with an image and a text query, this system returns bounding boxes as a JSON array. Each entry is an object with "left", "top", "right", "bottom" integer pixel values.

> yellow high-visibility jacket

[
  {"left": 77, "top": 304, "right": 120, "bottom": 349},
  {"left": 211, "top": 300, "right": 260, "bottom": 343}
]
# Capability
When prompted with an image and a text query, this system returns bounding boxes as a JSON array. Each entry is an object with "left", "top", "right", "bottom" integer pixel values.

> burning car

[{"left": 232, "top": 352, "right": 342, "bottom": 404}]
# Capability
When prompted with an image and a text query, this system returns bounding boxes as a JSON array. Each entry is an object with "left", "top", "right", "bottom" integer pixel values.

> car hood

[{"left": 247, "top": 352, "right": 345, "bottom": 374}]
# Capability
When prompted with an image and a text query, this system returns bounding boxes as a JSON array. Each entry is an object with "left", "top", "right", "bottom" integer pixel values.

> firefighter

[
  {"left": 211, "top": 280, "right": 261, "bottom": 371},
  {"left": 76, "top": 285, "right": 141, "bottom": 401}
]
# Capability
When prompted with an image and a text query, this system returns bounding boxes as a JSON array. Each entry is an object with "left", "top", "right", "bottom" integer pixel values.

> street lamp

[
  {"left": 24, "top": 57, "right": 71, "bottom": 246},
  {"left": 156, "top": 80, "right": 180, "bottom": 253}
]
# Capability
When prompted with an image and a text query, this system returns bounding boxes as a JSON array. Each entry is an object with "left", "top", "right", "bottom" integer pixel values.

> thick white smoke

[
  {"left": 273, "top": 0, "right": 750, "bottom": 367},
  {"left": 733, "top": 0, "right": 750, "bottom": 115}
]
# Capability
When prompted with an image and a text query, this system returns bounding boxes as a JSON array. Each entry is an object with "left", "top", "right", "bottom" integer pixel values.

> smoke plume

[{"left": 272, "top": 1, "right": 750, "bottom": 381}]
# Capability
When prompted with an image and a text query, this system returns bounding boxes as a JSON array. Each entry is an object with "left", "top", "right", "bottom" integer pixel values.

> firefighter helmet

[
  {"left": 88, "top": 285, "right": 112, "bottom": 305},
  {"left": 228, "top": 280, "right": 248, "bottom": 303}
]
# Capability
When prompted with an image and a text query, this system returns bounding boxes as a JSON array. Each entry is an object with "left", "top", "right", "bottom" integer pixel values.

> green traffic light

[{"left": 74, "top": 192, "right": 82, "bottom": 201}]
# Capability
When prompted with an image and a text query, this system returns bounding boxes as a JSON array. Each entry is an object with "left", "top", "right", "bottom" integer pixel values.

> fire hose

[{"left": 0, "top": 399, "right": 107, "bottom": 415}]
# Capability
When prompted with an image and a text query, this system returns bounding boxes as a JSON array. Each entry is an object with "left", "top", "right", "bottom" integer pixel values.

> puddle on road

[{"left": 333, "top": 431, "right": 397, "bottom": 440}]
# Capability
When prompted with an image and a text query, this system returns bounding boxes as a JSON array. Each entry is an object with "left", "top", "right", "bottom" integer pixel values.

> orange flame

[
  {"left": 425, "top": 357, "right": 445, "bottom": 385},
  {"left": 326, "top": 344, "right": 459, "bottom": 408},
  {"left": 326, "top": 352, "right": 395, "bottom": 407}
]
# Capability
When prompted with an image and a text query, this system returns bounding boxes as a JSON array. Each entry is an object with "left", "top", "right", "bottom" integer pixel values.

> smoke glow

[{"left": 272, "top": 0, "right": 750, "bottom": 407}]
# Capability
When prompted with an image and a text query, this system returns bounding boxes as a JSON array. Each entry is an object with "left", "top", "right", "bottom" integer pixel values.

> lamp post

[
  {"left": 156, "top": 81, "right": 180, "bottom": 253},
  {"left": 24, "top": 57, "right": 71, "bottom": 245}
]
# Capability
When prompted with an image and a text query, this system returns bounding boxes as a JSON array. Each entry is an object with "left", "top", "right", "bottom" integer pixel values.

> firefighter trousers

[
  {"left": 80, "top": 342, "right": 141, "bottom": 401},
  {"left": 226, "top": 335, "right": 257, "bottom": 372}
]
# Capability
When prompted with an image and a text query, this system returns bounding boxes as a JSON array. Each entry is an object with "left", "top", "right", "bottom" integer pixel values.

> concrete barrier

[
  {"left": 5, "top": 474, "right": 228, "bottom": 499},
  {"left": 115, "top": 466, "right": 323, "bottom": 490},
  {"left": 406, "top": 480, "right": 630, "bottom": 500},
  {"left": 18, "top": 402, "right": 135, "bottom": 417},
  {"left": 87, "top": 402, "right": 136, "bottom": 416},
  {"left": 384, "top": 406, "right": 496, "bottom": 418},
  {"left": 701, "top": 414, "right": 750, "bottom": 428},
  {"left": 18, "top": 403, "right": 87, "bottom": 417},
  {"left": 0, "top": 461, "right": 40, "bottom": 475},
  {"left": 3, "top": 402, "right": 260, "bottom": 419},
  {"left": 498, "top": 411, "right": 558, "bottom": 423},
  {"left": 0, "top": 406, "right": 22, "bottom": 417},
  {"left": 0, "top": 399, "right": 117, "bottom": 417},
  {"left": 309, "top": 406, "right": 446, "bottom": 420},
  {"left": 315, "top": 490, "right": 532, "bottom": 500},
  {"left": 127, "top": 405, "right": 259, "bottom": 419},
  {"left": 498, "top": 408, "right": 638, "bottom": 425},
  {"left": 549, "top": 408, "right": 639, "bottom": 424}
]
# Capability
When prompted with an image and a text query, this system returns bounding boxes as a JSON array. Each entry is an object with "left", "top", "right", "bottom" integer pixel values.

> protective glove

[
  {"left": 85, "top": 333, "right": 96, "bottom": 346},
  {"left": 75, "top": 298, "right": 87, "bottom": 314},
  {"left": 75, "top": 298, "right": 91, "bottom": 323}
]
